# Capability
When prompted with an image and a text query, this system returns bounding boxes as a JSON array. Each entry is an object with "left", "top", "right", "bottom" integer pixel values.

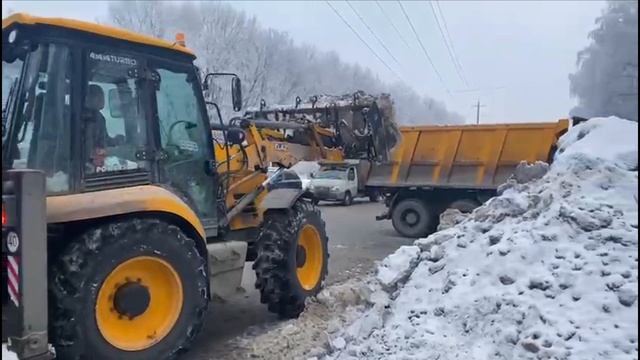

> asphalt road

[{"left": 187, "top": 199, "right": 412, "bottom": 359}]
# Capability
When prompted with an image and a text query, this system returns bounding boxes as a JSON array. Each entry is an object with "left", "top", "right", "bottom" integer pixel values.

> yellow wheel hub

[
  {"left": 96, "top": 256, "right": 183, "bottom": 351},
  {"left": 296, "top": 224, "right": 323, "bottom": 290}
]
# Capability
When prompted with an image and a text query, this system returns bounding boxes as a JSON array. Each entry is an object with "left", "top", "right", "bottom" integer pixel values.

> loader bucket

[{"left": 242, "top": 91, "right": 402, "bottom": 162}]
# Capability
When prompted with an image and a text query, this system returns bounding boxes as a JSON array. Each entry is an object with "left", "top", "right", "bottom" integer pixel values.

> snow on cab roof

[{"left": 1, "top": 12, "right": 195, "bottom": 57}]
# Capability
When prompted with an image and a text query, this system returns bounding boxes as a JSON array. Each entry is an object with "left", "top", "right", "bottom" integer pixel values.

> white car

[{"left": 309, "top": 167, "right": 357, "bottom": 205}]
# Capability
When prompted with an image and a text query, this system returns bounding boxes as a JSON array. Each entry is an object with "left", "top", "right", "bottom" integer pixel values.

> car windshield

[{"left": 315, "top": 170, "right": 345, "bottom": 179}]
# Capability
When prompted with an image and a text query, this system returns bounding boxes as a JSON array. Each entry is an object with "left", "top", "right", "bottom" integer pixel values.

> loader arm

[
  {"left": 214, "top": 92, "right": 402, "bottom": 232},
  {"left": 215, "top": 120, "right": 344, "bottom": 231}
]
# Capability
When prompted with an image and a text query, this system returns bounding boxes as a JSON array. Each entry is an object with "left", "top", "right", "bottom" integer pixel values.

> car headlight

[{"left": 331, "top": 186, "right": 340, "bottom": 191}]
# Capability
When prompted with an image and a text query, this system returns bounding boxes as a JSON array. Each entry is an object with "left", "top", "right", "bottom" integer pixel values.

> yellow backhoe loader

[{"left": 1, "top": 14, "right": 399, "bottom": 359}]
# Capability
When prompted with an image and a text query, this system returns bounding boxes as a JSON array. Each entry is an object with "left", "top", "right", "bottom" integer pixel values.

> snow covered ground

[
  {"left": 2, "top": 345, "right": 18, "bottom": 360},
  {"left": 325, "top": 117, "right": 638, "bottom": 360}
]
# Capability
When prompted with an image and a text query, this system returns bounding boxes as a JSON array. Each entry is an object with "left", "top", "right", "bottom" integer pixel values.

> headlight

[{"left": 331, "top": 186, "right": 340, "bottom": 191}]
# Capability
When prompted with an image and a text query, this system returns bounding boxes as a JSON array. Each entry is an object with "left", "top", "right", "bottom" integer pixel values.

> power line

[
  {"left": 454, "top": 86, "right": 505, "bottom": 94},
  {"left": 434, "top": 0, "right": 469, "bottom": 86},
  {"left": 326, "top": 1, "right": 402, "bottom": 81},
  {"left": 375, "top": 0, "right": 412, "bottom": 50},
  {"left": 346, "top": 1, "right": 401, "bottom": 67},
  {"left": 397, "top": 0, "right": 450, "bottom": 95},
  {"left": 428, "top": 1, "right": 468, "bottom": 86}
]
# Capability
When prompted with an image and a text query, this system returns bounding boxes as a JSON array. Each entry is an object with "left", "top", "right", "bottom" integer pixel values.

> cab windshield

[
  {"left": 2, "top": 42, "right": 72, "bottom": 193},
  {"left": 315, "top": 170, "right": 346, "bottom": 180}
]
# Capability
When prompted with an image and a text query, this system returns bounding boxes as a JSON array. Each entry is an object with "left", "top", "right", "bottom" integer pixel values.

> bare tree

[
  {"left": 108, "top": 1, "right": 167, "bottom": 39},
  {"left": 107, "top": 1, "right": 464, "bottom": 124}
]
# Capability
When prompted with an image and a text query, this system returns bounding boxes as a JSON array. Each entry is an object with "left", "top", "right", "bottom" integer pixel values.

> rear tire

[
  {"left": 391, "top": 198, "right": 434, "bottom": 238},
  {"left": 448, "top": 198, "right": 481, "bottom": 213},
  {"left": 342, "top": 191, "right": 353, "bottom": 206},
  {"left": 253, "top": 200, "right": 329, "bottom": 318},
  {"left": 49, "top": 219, "right": 208, "bottom": 360}
]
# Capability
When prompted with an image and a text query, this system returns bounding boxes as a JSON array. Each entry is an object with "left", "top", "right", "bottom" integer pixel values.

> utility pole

[{"left": 472, "top": 99, "right": 485, "bottom": 124}]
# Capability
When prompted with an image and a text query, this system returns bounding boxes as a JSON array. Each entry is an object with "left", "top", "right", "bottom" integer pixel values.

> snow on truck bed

[{"left": 328, "top": 117, "right": 638, "bottom": 360}]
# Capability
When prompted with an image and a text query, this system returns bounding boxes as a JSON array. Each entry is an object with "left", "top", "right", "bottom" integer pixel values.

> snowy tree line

[
  {"left": 570, "top": 0, "right": 638, "bottom": 122},
  {"left": 106, "top": 1, "right": 464, "bottom": 125}
]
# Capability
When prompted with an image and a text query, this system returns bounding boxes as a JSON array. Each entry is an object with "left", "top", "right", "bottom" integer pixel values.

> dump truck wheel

[
  {"left": 343, "top": 191, "right": 353, "bottom": 206},
  {"left": 253, "top": 200, "right": 329, "bottom": 318},
  {"left": 391, "top": 198, "right": 434, "bottom": 238},
  {"left": 448, "top": 198, "right": 480, "bottom": 213},
  {"left": 49, "top": 218, "right": 208, "bottom": 360}
]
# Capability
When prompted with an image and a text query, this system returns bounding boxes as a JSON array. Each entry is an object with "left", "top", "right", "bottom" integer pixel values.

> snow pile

[
  {"left": 437, "top": 208, "right": 468, "bottom": 231},
  {"left": 219, "top": 277, "right": 375, "bottom": 359},
  {"left": 555, "top": 116, "right": 638, "bottom": 170},
  {"left": 291, "top": 161, "right": 320, "bottom": 190},
  {"left": 291, "top": 161, "right": 320, "bottom": 179},
  {"left": 329, "top": 117, "right": 638, "bottom": 360},
  {"left": 2, "top": 345, "right": 18, "bottom": 360},
  {"left": 375, "top": 245, "right": 421, "bottom": 290}
]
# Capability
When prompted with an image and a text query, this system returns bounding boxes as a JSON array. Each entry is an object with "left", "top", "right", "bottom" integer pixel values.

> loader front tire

[
  {"left": 49, "top": 218, "right": 208, "bottom": 360},
  {"left": 253, "top": 200, "right": 329, "bottom": 318}
]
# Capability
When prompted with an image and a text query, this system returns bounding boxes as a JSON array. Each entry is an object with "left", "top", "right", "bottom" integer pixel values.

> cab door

[
  {"left": 150, "top": 60, "right": 218, "bottom": 234},
  {"left": 347, "top": 167, "right": 358, "bottom": 195}
]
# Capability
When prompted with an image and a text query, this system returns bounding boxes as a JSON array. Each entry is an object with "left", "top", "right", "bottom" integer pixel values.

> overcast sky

[{"left": 3, "top": 0, "right": 606, "bottom": 123}]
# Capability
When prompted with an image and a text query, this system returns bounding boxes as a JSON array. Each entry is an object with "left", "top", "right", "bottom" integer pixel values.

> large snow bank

[
  {"left": 375, "top": 245, "right": 421, "bottom": 290},
  {"left": 556, "top": 116, "right": 638, "bottom": 170},
  {"left": 329, "top": 117, "right": 638, "bottom": 360}
]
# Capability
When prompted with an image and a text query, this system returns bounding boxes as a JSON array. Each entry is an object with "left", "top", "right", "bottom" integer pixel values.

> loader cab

[{"left": 2, "top": 15, "right": 232, "bottom": 227}]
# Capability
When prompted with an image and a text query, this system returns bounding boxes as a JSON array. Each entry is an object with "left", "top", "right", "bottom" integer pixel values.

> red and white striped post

[{"left": 6, "top": 252, "right": 20, "bottom": 307}]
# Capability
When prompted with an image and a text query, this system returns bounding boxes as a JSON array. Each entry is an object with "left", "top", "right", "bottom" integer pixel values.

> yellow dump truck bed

[{"left": 367, "top": 120, "right": 569, "bottom": 189}]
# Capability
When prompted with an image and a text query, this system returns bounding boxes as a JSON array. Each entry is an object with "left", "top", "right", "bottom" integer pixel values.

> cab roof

[{"left": 2, "top": 12, "right": 195, "bottom": 57}]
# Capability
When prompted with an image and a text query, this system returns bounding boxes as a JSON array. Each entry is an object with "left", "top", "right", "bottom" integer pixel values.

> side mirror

[
  {"left": 232, "top": 76, "right": 242, "bottom": 112},
  {"left": 108, "top": 89, "right": 123, "bottom": 118},
  {"left": 202, "top": 72, "right": 241, "bottom": 111},
  {"left": 226, "top": 127, "right": 246, "bottom": 145}
]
